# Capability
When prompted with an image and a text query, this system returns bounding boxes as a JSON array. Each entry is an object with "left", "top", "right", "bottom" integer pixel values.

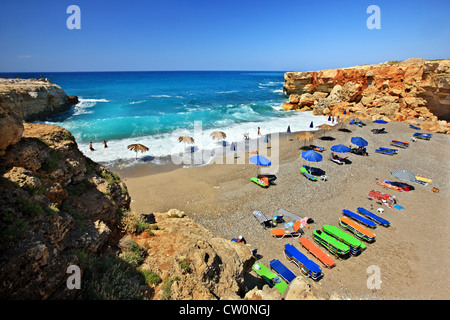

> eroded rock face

[
  {"left": 0, "top": 78, "right": 78, "bottom": 122},
  {"left": 134, "top": 211, "right": 256, "bottom": 300},
  {"left": 0, "top": 123, "right": 130, "bottom": 299},
  {"left": 283, "top": 58, "right": 450, "bottom": 133}
]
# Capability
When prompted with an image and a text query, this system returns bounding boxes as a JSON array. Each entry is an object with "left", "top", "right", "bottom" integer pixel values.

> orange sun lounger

[
  {"left": 339, "top": 217, "right": 376, "bottom": 242},
  {"left": 299, "top": 237, "right": 336, "bottom": 268},
  {"left": 270, "top": 221, "right": 302, "bottom": 239}
]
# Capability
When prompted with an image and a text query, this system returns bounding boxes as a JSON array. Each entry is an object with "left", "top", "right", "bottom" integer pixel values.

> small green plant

[
  {"left": 177, "top": 258, "right": 192, "bottom": 273},
  {"left": 15, "top": 197, "right": 44, "bottom": 217},
  {"left": 160, "top": 276, "right": 180, "bottom": 300},
  {"left": 120, "top": 240, "right": 146, "bottom": 267},
  {"left": 140, "top": 269, "right": 162, "bottom": 286}
]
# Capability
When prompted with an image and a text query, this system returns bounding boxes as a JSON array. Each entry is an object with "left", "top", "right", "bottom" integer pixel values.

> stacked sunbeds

[
  {"left": 413, "top": 132, "right": 432, "bottom": 140},
  {"left": 284, "top": 244, "right": 323, "bottom": 281},
  {"left": 391, "top": 140, "right": 409, "bottom": 148}
]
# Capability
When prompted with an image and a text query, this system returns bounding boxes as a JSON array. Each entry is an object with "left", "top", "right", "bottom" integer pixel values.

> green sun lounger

[
  {"left": 323, "top": 224, "right": 367, "bottom": 255},
  {"left": 251, "top": 177, "right": 269, "bottom": 187},
  {"left": 313, "top": 229, "right": 350, "bottom": 259},
  {"left": 253, "top": 262, "right": 288, "bottom": 294},
  {"left": 300, "top": 166, "right": 317, "bottom": 181}
]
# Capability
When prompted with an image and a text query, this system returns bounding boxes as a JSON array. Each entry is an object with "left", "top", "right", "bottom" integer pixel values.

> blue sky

[{"left": 0, "top": 0, "right": 449, "bottom": 72}]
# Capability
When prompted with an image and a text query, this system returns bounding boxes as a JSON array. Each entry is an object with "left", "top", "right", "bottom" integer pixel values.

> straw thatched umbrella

[
  {"left": 178, "top": 136, "right": 195, "bottom": 144},
  {"left": 127, "top": 143, "right": 149, "bottom": 159},
  {"left": 296, "top": 131, "right": 315, "bottom": 146},
  {"left": 210, "top": 131, "right": 227, "bottom": 140},
  {"left": 316, "top": 123, "right": 333, "bottom": 137}
]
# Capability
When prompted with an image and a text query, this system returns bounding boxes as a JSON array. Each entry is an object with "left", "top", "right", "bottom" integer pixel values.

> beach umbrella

[
  {"left": 127, "top": 143, "right": 149, "bottom": 159},
  {"left": 249, "top": 155, "right": 271, "bottom": 167},
  {"left": 295, "top": 131, "right": 315, "bottom": 144},
  {"left": 287, "top": 125, "right": 291, "bottom": 133},
  {"left": 351, "top": 136, "right": 368, "bottom": 147},
  {"left": 309, "top": 121, "right": 314, "bottom": 128},
  {"left": 331, "top": 144, "right": 351, "bottom": 153},
  {"left": 390, "top": 169, "right": 416, "bottom": 182},
  {"left": 301, "top": 150, "right": 323, "bottom": 162},
  {"left": 178, "top": 136, "right": 195, "bottom": 144},
  {"left": 210, "top": 131, "right": 227, "bottom": 140},
  {"left": 373, "top": 120, "right": 388, "bottom": 124},
  {"left": 230, "top": 142, "right": 236, "bottom": 152},
  {"left": 328, "top": 115, "right": 331, "bottom": 121}
]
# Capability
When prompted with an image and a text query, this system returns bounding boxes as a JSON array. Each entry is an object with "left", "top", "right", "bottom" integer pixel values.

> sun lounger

[
  {"left": 342, "top": 209, "right": 377, "bottom": 228},
  {"left": 371, "top": 128, "right": 386, "bottom": 134},
  {"left": 377, "top": 180, "right": 403, "bottom": 191},
  {"left": 409, "top": 124, "right": 420, "bottom": 130},
  {"left": 299, "top": 237, "right": 336, "bottom": 268},
  {"left": 350, "top": 147, "right": 368, "bottom": 156},
  {"left": 415, "top": 175, "right": 432, "bottom": 183},
  {"left": 300, "top": 166, "right": 317, "bottom": 181},
  {"left": 368, "top": 189, "right": 396, "bottom": 208},
  {"left": 253, "top": 210, "right": 275, "bottom": 229},
  {"left": 253, "top": 262, "right": 288, "bottom": 294},
  {"left": 330, "top": 152, "right": 346, "bottom": 165},
  {"left": 313, "top": 229, "right": 350, "bottom": 259},
  {"left": 375, "top": 148, "right": 396, "bottom": 155},
  {"left": 251, "top": 177, "right": 269, "bottom": 187},
  {"left": 390, "top": 140, "right": 409, "bottom": 148},
  {"left": 356, "top": 207, "right": 390, "bottom": 227},
  {"left": 277, "top": 209, "right": 302, "bottom": 222},
  {"left": 270, "top": 220, "right": 303, "bottom": 239},
  {"left": 349, "top": 118, "right": 356, "bottom": 125},
  {"left": 284, "top": 244, "right": 323, "bottom": 281},
  {"left": 323, "top": 224, "right": 367, "bottom": 255},
  {"left": 339, "top": 217, "right": 376, "bottom": 243},
  {"left": 302, "top": 165, "right": 325, "bottom": 176},
  {"left": 257, "top": 173, "right": 277, "bottom": 183},
  {"left": 379, "top": 147, "right": 397, "bottom": 153},
  {"left": 413, "top": 132, "right": 432, "bottom": 140},
  {"left": 307, "top": 144, "right": 325, "bottom": 152},
  {"left": 269, "top": 259, "right": 296, "bottom": 283}
]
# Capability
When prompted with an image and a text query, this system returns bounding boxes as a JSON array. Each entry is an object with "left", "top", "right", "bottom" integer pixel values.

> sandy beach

[{"left": 117, "top": 120, "right": 450, "bottom": 300}]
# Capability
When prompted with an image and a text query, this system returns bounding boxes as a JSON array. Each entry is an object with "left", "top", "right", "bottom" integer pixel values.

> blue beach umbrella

[
  {"left": 331, "top": 144, "right": 351, "bottom": 153},
  {"left": 351, "top": 136, "right": 368, "bottom": 147},
  {"left": 301, "top": 150, "right": 323, "bottom": 162},
  {"left": 328, "top": 115, "right": 331, "bottom": 121},
  {"left": 230, "top": 142, "right": 236, "bottom": 152},
  {"left": 373, "top": 119, "right": 388, "bottom": 124},
  {"left": 250, "top": 155, "right": 271, "bottom": 167},
  {"left": 309, "top": 121, "right": 314, "bottom": 128},
  {"left": 287, "top": 125, "right": 291, "bottom": 133}
]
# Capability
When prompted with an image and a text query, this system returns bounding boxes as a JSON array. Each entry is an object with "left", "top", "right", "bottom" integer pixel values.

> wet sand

[{"left": 116, "top": 120, "right": 450, "bottom": 300}]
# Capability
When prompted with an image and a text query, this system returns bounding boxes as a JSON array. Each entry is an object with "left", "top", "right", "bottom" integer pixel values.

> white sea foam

[
  {"left": 77, "top": 111, "right": 335, "bottom": 166},
  {"left": 129, "top": 100, "right": 146, "bottom": 105},
  {"left": 73, "top": 98, "right": 110, "bottom": 116}
]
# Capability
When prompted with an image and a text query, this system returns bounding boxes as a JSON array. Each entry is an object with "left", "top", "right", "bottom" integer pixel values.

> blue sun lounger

[
  {"left": 342, "top": 209, "right": 377, "bottom": 228},
  {"left": 379, "top": 147, "right": 397, "bottom": 154},
  {"left": 409, "top": 124, "right": 420, "bottom": 130},
  {"left": 413, "top": 132, "right": 432, "bottom": 140},
  {"left": 269, "top": 259, "right": 296, "bottom": 283},
  {"left": 284, "top": 244, "right": 323, "bottom": 281},
  {"left": 375, "top": 148, "right": 396, "bottom": 155},
  {"left": 253, "top": 210, "right": 274, "bottom": 229},
  {"left": 357, "top": 207, "right": 391, "bottom": 227},
  {"left": 391, "top": 140, "right": 409, "bottom": 148}
]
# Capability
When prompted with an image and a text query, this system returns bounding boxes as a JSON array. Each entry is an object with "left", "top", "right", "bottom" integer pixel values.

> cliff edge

[
  {"left": 282, "top": 58, "right": 450, "bottom": 133},
  {"left": 0, "top": 78, "right": 78, "bottom": 123}
]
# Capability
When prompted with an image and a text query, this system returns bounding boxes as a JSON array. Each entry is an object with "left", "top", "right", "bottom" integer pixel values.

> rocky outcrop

[
  {"left": 0, "top": 78, "right": 78, "bottom": 122},
  {"left": 283, "top": 58, "right": 450, "bottom": 133},
  {"left": 128, "top": 209, "right": 256, "bottom": 300},
  {"left": 0, "top": 122, "right": 130, "bottom": 299}
]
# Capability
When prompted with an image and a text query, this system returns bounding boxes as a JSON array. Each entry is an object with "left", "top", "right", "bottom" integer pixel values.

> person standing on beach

[
  {"left": 257, "top": 127, "right": 261, "bottom": 136},
  {"left": 89, "top": 142, "right": 94, "bottom": 151},
  {"left": 103, "top": 140, "right": 108, "bottom": 148}
]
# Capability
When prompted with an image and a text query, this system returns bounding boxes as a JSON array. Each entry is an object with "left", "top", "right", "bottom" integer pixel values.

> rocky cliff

[
  {"left": 0, "top": 80, "right": 262, "bottom": 300},
  {"left": 282, "top": 58, "right": 450, "bottom": 133},
  {"left": 0, "top": 78, "right": 78, "bottom": 122}
]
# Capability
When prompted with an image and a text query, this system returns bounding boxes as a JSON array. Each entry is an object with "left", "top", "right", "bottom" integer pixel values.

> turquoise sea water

[{"left": 1, "top": 71, "right": 332, "bottom": 166}]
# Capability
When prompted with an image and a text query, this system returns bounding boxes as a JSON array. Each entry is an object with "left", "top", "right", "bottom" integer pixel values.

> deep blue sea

[{"left": 1, "top": 71, "right": 331, "bottom": 166}]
